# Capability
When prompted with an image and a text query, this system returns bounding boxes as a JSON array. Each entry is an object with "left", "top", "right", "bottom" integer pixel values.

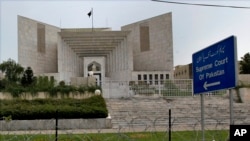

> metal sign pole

[
  {"left": 201, "top": 94, "right": 205, "bottom": 141},
  {"left": 169, "top": 109, "right": 171, "bottom": 141},
  {"left": 229, "top": 89, "right": 234, "bottom": 125}
]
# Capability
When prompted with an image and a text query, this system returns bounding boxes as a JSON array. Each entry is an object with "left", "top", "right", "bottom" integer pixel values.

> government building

[{"left": 18, "top": 12, "right": 174, "bottom": 97}]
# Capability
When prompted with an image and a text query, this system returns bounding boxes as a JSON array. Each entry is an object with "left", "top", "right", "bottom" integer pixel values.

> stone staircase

[{"left": 105, "top": 95, "right": 250, "bottom": 131}]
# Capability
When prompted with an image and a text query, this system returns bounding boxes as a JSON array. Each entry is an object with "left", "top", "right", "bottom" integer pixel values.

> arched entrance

[{"left": 88, "top": 61, "right": 102, "bottom": 86}]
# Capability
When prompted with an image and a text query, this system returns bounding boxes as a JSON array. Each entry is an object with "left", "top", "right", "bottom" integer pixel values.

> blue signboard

[{"left": 192, "top": 36, "right": 238, "bottom": 94}]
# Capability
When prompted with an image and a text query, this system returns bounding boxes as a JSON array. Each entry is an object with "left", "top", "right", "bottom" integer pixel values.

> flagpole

[
  {"left": 91, "top": 8, "right": 93, "bottom": 32},
  {"left": 87, "top": 8, "right": 94, "bottom": 32}
]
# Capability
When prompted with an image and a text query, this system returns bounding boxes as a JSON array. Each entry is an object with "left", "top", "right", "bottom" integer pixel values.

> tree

[
  {"left": 0, "top": 59, "right": 24, "bottom": 82},
  {"left": 239, "top": 52, "right": 250, "bottom": 74},
  {"left": 21, "top": 67, "right": 34, "bottom": 86}
]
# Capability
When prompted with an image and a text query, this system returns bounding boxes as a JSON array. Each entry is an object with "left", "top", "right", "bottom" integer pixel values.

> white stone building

[{"left": 18, "top": 13, "right": 174, "bottom": 97}]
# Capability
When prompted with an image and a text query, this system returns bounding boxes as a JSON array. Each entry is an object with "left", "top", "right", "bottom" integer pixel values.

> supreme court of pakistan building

[{"left": 18, "top": 12, "right": 174, "bottom": 97}]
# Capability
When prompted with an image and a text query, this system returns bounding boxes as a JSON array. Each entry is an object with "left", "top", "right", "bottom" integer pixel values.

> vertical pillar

[
  {"left": 118, "top": 43, "right": 122, "bottom": 71},
  {"left": 121, "top": 41, "right": 124, "bottom": 70},
  {"left": 124, "top": 38, "right": 128, "bottom": 70},
  {"left": 107, "top": 53, "right": 111, "bottom": 77},
  {"left": 115, "top": 46, "right": 118, "bottom": 72},
  {"left": 127, "top": 37, "right": 133, "bottom": 71},
  {"left": 105, "top": 56, "right": 108, "bottom": 76},
  {"left": 112, "top": 50, "right": 115, "bottom": 73}
]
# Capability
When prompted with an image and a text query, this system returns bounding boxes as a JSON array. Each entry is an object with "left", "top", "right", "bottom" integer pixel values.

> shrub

[
  {"left": 59, "top": 80, "right": 65, "bottom": 86},
  {"left": 0, "top": 79, "right": 7, "bottom": 90},
  {"left": 0, "top": 95, "right": 108, "bottom": 120}
]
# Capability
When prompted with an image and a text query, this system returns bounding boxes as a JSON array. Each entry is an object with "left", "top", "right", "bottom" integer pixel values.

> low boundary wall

[
  {"left": 0, "top": 118, "right": 112, "bottom": 131},
  {"left": 0, "top": 92, "right": 96, "bottom": 100}
]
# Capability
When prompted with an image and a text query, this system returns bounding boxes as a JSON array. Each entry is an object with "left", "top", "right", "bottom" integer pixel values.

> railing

[{"left": 101, "top": 79, "right": 226, "bottom": 98}]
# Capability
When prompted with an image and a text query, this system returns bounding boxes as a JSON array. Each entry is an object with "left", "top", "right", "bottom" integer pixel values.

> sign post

[
  {"left": 192, "top": 36, "right": 238, "bottom": 141},
  {"left": 192, "top": 35, "right": 238, "bottom": 94}
]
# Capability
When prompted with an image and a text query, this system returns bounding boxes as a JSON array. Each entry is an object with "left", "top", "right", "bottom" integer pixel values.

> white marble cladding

[
  {"left": 18, "top": 16, "right": 60, "bottom": 73},
  {"left": 106, "top": 38, "right": 132, "bottom": 81},
  {"left": 58, "top": 34, "right": 83, "bottom": 84},
  {"left": 18, "top": 12, "right": 174, "bottom": 84},
  {"left": 121, "top": 13, "right": 173, "bottom": 72}
]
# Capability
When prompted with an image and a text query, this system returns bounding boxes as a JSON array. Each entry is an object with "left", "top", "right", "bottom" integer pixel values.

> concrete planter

[{"left": 0, "top": 118, "right": 112, "bottom": 131}]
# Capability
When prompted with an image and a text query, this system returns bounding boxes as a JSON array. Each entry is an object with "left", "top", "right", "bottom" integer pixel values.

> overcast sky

[{"left": 1, "top": 0, "right": 250, "bottom": 67}]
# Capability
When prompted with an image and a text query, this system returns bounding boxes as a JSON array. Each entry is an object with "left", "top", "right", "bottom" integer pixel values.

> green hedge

[{"left": 0, "top": 95, "right": 108, "bottom": 120}]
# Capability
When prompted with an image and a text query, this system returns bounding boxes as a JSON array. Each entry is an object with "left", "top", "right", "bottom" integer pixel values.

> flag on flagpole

[
  {"left": 87, "top": 8, "right": 94, "bottom": 31},
  {"left": 87, "top": 10, "right": 92, "bottom": 17}
]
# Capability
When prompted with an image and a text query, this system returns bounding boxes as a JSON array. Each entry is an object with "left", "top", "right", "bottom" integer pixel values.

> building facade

[
  {"left": 18, "top": 13, "right": 174, "bottom": 88},
  {"left": 174, "top": 63, "right": 193, "bottom": 79}
]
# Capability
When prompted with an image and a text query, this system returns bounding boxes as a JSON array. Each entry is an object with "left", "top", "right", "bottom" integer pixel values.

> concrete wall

[
  {"left": 18, "top": 16, "right": 60, "bottom": 73},
  {"left": 239, "top": 88, "right": 250, "bottom": 103},
  {"left": 227, "top": 88, "right": 250, "bottom": 103},
  {"left": 122, "top": 13, "right": 173, "bottom": 74},
  {"left": 0, "top": 118, "right": 111, "bottom": 131},
  {"left": 0, "top": 92, "right": 99, "bottom": 100},
  {"left": 238, "top": 74, "right": 250, "bottom": 84},
  {"left": 70, "top": 76, "right": 96, "bottom": 87},
  {"left": 102, "top": 81, "right": 130, "bottom": 98}
]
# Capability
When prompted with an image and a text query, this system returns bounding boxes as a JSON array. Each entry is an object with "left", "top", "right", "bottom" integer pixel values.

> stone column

[
  {"left": 122, "top": 40, "right": 125, "bottom": 70},
  {"left": 105, "top": 55, "right": 109, "bottom": 77},
  {"left": 114, "top": 47, "right": 117, "bottom": 72},
  {"left": 118, "top": 43, "right": 122, "bottom": 71},
  {"left": 112, "top": 50, "right": 115, "bottom": 73},
  {"left": 114, "top": 46, "right": 117, "bottom": 72}
]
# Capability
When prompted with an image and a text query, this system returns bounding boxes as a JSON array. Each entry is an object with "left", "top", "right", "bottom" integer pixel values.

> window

[
  {"left": 160, "top": 74, "right": 164, "bottom": 84},
  {"left": 154, "top": 74, "right": 158, "bottom": 85},
  {"left": 149, "top": 74, "right": 152, "bottom": 80},
  {"left": 143, "top": 74, "right": 147, "bottom": 80},
  {"left": 166, "top": 74, "right": 169, "bottom": 79},
  {"left": 138, "top": 74, "right": 141, "bottom": 80},
  {"left": 149, "top": 74, "right": 152, "bottom": 84},
  {"left": 154, "top": 74, "right": 158, "bottom": 80},
  {"left": 160, "top": 74, "right": 164, "bottom": 80}
]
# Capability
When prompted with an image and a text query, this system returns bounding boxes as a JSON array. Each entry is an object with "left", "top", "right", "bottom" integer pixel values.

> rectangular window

[
  {"left": 37, "top": 23, "right": 45, "bottom": 53},
  {"left": 149, "top": 74, "right": 152, "bottom": 85},
  {"left": 166, "top": 74, "right": 169, "bottom": 79},
  {"left": 138, "top": 74, "right": 141, "bottom": 80},
  {"left": 140, "top": 26, "right": 150, "bottom": 52},
  {"left": 160, "top": 74, "right": 164, "bottom": 80},
  {"left": 155, "top": 74, "right": 158, "bottom": 85},
  {"left": 149, "top": 74, "right": 152, "bottom": 80},
  {"left": 154, "top": 74, "right": 158, "bottom": 80},
  {"left": 160, "top": 74, "right": 164, "bottom": 84},
  {"left": 143, "top": 74, "right": 147, "bottom": 80}
]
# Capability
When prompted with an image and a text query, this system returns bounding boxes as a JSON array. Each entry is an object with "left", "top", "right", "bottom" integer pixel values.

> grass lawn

[{"left": 0, "top": 130, "right": 229, "bottom": 141}]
